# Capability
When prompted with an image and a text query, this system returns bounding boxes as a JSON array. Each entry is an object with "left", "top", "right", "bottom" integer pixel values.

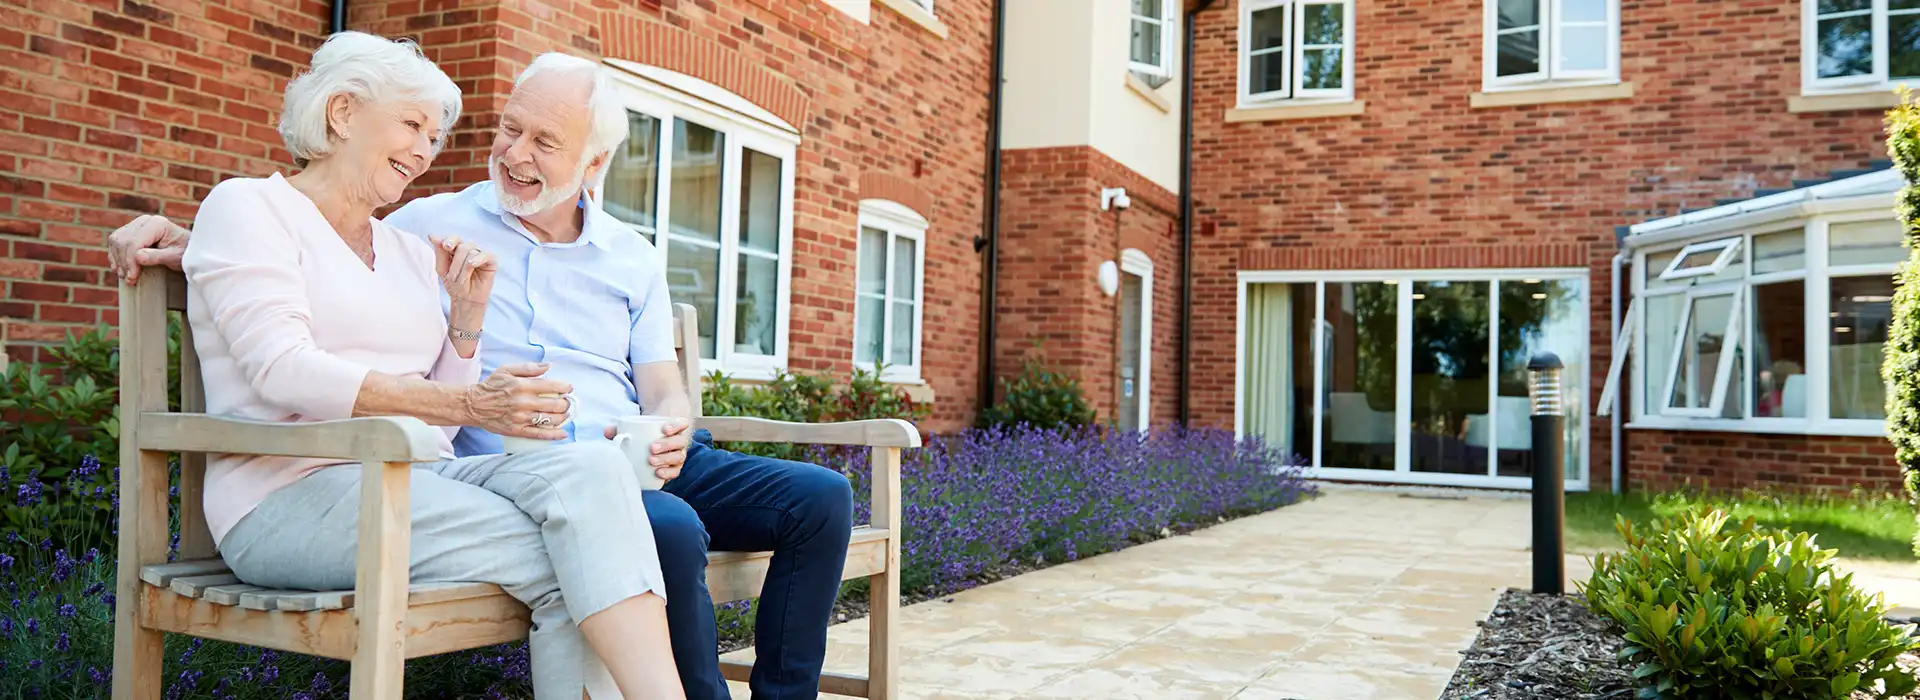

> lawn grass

[{"left": 1565, "top": 488, "right": 1918, "bottom": 561}]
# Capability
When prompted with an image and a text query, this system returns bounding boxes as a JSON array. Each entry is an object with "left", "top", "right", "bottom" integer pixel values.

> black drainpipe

[
  {"left": 975, "top": 0, "right": 1007, "bottom": 417},
  {"left": 330, "top": 0, "right": 346, "bottom": 34},
  {"left": 1178, "top": 0, "right": 1215, "bottom": 425}
]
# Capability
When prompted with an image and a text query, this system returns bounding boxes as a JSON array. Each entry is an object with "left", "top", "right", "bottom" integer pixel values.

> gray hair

[
  {"left": 515, "top": 53, "right": 628, "bottom": 187},
  {"left": 279, "top": 31, "right": 462, "bottom": 168}
]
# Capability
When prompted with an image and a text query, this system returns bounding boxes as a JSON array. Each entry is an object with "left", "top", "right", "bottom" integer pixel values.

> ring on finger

[{"left": 530, "top": 413, "right": 554, "bottom": 428}]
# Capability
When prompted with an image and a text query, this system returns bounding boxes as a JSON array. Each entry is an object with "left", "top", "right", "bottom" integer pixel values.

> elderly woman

[{"left": 183, "top": 32, "right": 684, "bottom": 699}]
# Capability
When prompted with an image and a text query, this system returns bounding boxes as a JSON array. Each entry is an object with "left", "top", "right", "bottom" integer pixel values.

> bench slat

[{"left": 170, "top": 573, "right": 240, "bottom": 599}]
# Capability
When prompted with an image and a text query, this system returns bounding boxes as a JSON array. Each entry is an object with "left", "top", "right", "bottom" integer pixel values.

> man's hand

[
  {"left": 108, "top": 214, "right": 191, "bottom": 284},
  {"left": 605, "top": 418, "right": 692, "bottom": 482}
]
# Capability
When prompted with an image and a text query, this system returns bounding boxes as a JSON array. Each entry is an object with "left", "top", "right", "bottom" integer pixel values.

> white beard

[{"left": 491, "top": 155, "right": 591, "bottom": 217}]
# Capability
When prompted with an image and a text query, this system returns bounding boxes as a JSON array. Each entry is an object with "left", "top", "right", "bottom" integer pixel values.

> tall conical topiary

[{"left": 1880, "top": 88, "right": 1920, "bottom": 554}]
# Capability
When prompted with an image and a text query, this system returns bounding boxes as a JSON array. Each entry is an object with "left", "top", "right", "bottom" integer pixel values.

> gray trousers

[{"left": 220, "top": 441, "right": 669, "bottom": 700}]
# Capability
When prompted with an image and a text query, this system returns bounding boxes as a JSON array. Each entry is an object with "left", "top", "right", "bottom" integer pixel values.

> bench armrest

[
  {"left": 697, "top": 416, "right": 921, "bottom": 448},
  {"left": 136, "top": 414, "right": 445, "bottom": 463}
]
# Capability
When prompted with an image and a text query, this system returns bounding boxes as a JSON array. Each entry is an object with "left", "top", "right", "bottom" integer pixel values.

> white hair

[
  {"left": 515, "top": 53, "right": 628, "bottom": 188},
  {"left": 278, "top": 31, "right": 462, "bottom": 168}
]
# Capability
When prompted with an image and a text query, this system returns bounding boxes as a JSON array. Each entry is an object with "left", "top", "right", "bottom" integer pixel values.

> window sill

[
  {"left": 873, "top": 0, "right": 948, "bottom": 39},
  {"left": 1126, "top": 72, "right": 1172, "bottom": 113},
  {"left": 1625, "top": 417, "right": 1885, "bottom": 438},
  {"left": 1470, "top": 81, "right": 1635, "bottom": 108},
  {"left": 824, "top": 0, "right": 870, "bottom": 23},
  {"left": 1787, "top": 90, "right": 1902, "bottom": 114},
  {"left": 1225, "top": 99, "right": 1365, "bottom": 123}
]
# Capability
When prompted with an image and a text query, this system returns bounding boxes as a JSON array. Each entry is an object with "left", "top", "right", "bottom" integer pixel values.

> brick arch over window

[
  {"left": 600, "top": 16, "right": 812, "bottom": 130},
  {"left": 859, "top": 173, "right": 936, "bottom": 222}
]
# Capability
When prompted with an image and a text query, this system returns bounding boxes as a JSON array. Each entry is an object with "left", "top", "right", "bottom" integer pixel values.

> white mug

[
  {"left": 500, "top": 394, "right": 577, "bottom": 454},
  {"left": 611, "top": 415, "right": 676, "bottom": 491}
]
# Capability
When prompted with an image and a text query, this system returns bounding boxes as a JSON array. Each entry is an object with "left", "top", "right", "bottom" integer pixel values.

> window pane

[
  {"left": 1829, "top": 219, "right": 1905, "bottom": 267},
  {"left": 1559, "top": 25, "right": 1609, "bottom": 72},
  {"left": 1132, "top": 20, "right": 1163, "bottom": 67},
  {"left": 1898, "top": 0, "right": 1920, "bottom": 9},
  {"left": 1301, "top": 48, "right": 1344, "bottom": 90},
  {"left": 1321, "top": 282, "right": 1397, "bottom": 470},
  {"left": 1134, "top": 0, "right": 1162, "bottom": 16},
  {"left": 1668, "top": 294, "right": 1735, "bottom": 411},
  {"left": 858, "top": 227, "right": 886, "bottom": 295},
  {"left": 1497, "top": 0, "right": 1540, "bottom": 29},
  {"left": 671, "top": 119, "right": 724, "bottom": 244},
  {"left": 1411, "top": 281, "right": 1491, "bottom": 476},
  {"left": 1831, "top": 276, "right": 1895, "bottom": 419},
  {"left": 1561, "top": 0, "right": 1605, "bottom": 23},
  {"left": 1251, "top": 52, "right": 1288, "bottom": 95},
  {"left": 1497, "top": 30, "right": 1542, "bottom": 77},
  {"left": 1753, "top": 230, "right": 1807, "bottom": 274},
  {"left": 1495, "top": 279, "right": 1586, "bottom": 480},
  {"left": 1818, "top": 15, "right": 1874, "bottom": 79},
  {"left": 1244, "top": 283, "right": 1316, "bottom": 464},
  {"left": 734, "top": 253, "right": 777, "bottom": 356},
  {"left": 1645, "top": 250, "right": 1686, "bottom": 290},
  {"left": 667, "top": 239, "right": 720, "bottom": 359},
  {"left": 1643, "top": 294, "right": 1683, "bottom": 407},
  {"left": 739, "top": 149, "right": 781, "bottom": 254},
  {"left": 1751, "top": 281, "right": 1808, "bottom": 418},
  {"left": 1301, "top": 3, "right": 1343, "bottom": 45},
  {"left": 1251, "top": 7, "right": 1288, "bottom": 51},
  {"left": 603, "top": 111, "right": 659, "bottom": 239},
  {"left": 1894, "top": 13, "right": 1920, "bottom": 79},
  {"left": 892, "top": 236, "right": 917, "bottom": 301},
  {"left": 855, "top": 296, "right": 884, "bottom": 364},
  {"left": 890, "top": 300, "right": 915, "bottom": 367},
  {"left": 1820, "top": 0, "right": 1869, "bottom": 11}
]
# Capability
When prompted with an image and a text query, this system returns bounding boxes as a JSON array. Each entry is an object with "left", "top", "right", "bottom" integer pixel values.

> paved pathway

[{"left": 724, "top": 487, "right": 1548, "bottom": 699}]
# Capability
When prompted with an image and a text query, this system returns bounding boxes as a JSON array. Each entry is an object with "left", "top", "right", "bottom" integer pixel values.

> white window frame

[
  {"left": 604, "top": 68, "right": 800, "bottom": 381},
  {"left": 1233, "top": 268, "right": 1593, "bottom": 492},
  {"left": 1130, "top": 0, "right": 1176, "bottom": 78},
  {"left": 1656, "top": 285, "right": 1746, "bottom": 418},
  {"left": 853, "top": 199, "right": 928, "bottom": 384},
  {"left": 1237, "top": 0, "right": 1356, "bottom": 106},
  {"left": 1657, "top": 236, "right": 1743, "bottom": 281},
  {"left": 1120, "top": 248, "right": 1155, "bottom": 431},
  {"left": 1482, "top": 0, "right": 1621, "bottom": 92},
  {"left": 1802, "top": 0, "right": 1920, "bottom": 95},
  {"left": 1621, "top": 213, "right": 1901, "bottom": 437}
]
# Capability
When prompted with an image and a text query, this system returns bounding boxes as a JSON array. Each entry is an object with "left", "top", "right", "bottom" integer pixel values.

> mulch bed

[{"left": 1443, "top": 588, "right": 1920, "bottom": 700}]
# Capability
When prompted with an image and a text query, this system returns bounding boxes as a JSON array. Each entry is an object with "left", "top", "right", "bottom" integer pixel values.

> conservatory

[{"left": 1600, "top": 169, "right": 1906, "bottom": 438}]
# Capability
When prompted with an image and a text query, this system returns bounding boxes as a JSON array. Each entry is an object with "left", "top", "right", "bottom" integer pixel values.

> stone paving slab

[{"left": 721, "top": 486, "right": 1920, "bottom": 699}]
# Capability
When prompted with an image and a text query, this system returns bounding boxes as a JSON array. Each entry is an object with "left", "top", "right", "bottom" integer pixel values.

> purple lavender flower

[
  {"left": 55, "top": 631, "right": 70, "bottom": 651},
  {"left": 77, "top": 454, "right": 100, "bottom": 478},
  {"left": 52, "top": 549, "right": 76, "bottom": 582},
  {"left": 57, "top": 603, "right": 77, "bottom": 618},
  {"left": 15, "top": 480, "right": 42, "bottom": 506},
  {"left": 0, "top": 616, "right": 11, "bottom": 639},
  {"left": 90, "top": 666, "right": 110, "bottom": 685},
  {"left": 24, "top": 617, "right": 38, "bottom": 634},
  {"left": 0, "top": 553, "right": 12, "bottom": 571}
]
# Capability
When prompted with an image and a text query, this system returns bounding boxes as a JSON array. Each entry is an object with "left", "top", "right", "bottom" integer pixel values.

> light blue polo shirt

[{"left": 382, "top": 181, "right": 678, "bottom": 456}]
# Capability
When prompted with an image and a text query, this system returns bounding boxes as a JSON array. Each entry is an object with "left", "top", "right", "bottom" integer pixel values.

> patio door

[
  {"left": 1117, "top": 250, "right": 1153, "bottom": 431},
  {"left": 1238, "top": 271, "right": 1590, "bottom": 490}
]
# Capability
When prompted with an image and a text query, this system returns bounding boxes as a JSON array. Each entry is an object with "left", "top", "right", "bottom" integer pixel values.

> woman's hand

[
  {"left": 463, "top": 363, "right": 573, "bottom": 439},
  {"left": 431, "top": 234, "right": 496, "bottom": 306}
]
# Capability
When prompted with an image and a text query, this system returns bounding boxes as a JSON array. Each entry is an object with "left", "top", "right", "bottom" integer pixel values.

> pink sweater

[{"left": 182, "top": 174, "right": 481, "bottom": 546}]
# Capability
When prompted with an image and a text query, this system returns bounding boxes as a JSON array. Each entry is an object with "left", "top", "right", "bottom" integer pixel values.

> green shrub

[
  {"left": 1582, "top": 509, "right": 1920, "bottom": 699},
  {"left": 700, "top": 364, "right": 929, "bottom": 460},
  {"left": 1884, "top": 89, "right": 1920, "bottom": 555},
  {"left": 978, "top": 355, "right": 1095, "bottom": 431}
]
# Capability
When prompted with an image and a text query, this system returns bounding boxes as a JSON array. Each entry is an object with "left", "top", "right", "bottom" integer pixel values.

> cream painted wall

[
  {"left": 1002, "top": 0, "right": 1182, "bottom": 194},
  {"left": 1086, "top": 0, "right": 1182, "bottom": 193}
]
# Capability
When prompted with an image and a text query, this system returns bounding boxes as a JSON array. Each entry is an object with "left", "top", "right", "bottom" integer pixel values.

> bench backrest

[{"left": 120, "top": 269, "right": 705, "bottom": 561}]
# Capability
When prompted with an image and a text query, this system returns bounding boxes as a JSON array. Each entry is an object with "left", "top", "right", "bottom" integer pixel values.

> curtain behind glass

[{"left": 1245, "top": 284, "right": 1295, "bottom": 456}]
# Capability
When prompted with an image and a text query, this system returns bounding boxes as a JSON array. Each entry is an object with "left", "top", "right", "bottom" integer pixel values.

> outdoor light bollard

[{"left": 1527, "top": 352, "right": 1567, "bottom": 596}]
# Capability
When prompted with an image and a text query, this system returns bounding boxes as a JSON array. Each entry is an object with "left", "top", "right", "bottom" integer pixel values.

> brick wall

[
  {"left": 1, "top": 0, "right": 996, "bottom": 432},
  {"left": 1627, "top": 431, "right": 1902, "bottom": 493},
  {"left": 997, "top": 145, "right": 1181, "bottom": 426},
  {"left": 1188, "top": 0, "right": 1891, "bottom": 491}
]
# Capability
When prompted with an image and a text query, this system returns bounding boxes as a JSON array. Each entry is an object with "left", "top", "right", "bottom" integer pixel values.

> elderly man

[{"left": 109, "top": 52, "right": 855, "bottom": 700}]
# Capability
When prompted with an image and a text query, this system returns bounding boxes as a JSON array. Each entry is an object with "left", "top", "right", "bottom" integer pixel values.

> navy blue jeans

[{"left": 644, "top": 429, "right": 855, "bottom": 700}]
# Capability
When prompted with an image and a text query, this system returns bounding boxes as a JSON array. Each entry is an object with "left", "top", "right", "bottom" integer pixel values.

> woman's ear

[{"left": 326, "top": 93, "right": 357, "bottom": 142}]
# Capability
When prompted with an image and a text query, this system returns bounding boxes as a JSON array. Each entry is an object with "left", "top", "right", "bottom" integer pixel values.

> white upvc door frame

[
  {"left": 1235, "top": 267, "right": 1591, "bottom": 491},
  {"left": 1121, "top": 248, "right": 1155, "bottom": 431}
]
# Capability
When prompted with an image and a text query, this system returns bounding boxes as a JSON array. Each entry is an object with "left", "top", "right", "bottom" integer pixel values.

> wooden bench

[{"left": 112, "top": 269, "right": 916, "bottom": 699}]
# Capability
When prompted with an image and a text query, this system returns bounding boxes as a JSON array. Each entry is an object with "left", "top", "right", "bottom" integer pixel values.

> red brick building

[{"left": 1, "top": 0, "right": 1911, "bottom": 493}]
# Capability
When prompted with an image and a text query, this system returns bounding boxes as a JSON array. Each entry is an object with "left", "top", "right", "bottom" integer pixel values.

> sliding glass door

[{"left": 1239, "top": 271, "right": 1588, "bottom": 489}]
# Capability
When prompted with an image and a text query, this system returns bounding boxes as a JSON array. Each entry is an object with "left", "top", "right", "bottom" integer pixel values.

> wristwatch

[{"left": 448, "top": 326, "right": 481, "bottom": 342}]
